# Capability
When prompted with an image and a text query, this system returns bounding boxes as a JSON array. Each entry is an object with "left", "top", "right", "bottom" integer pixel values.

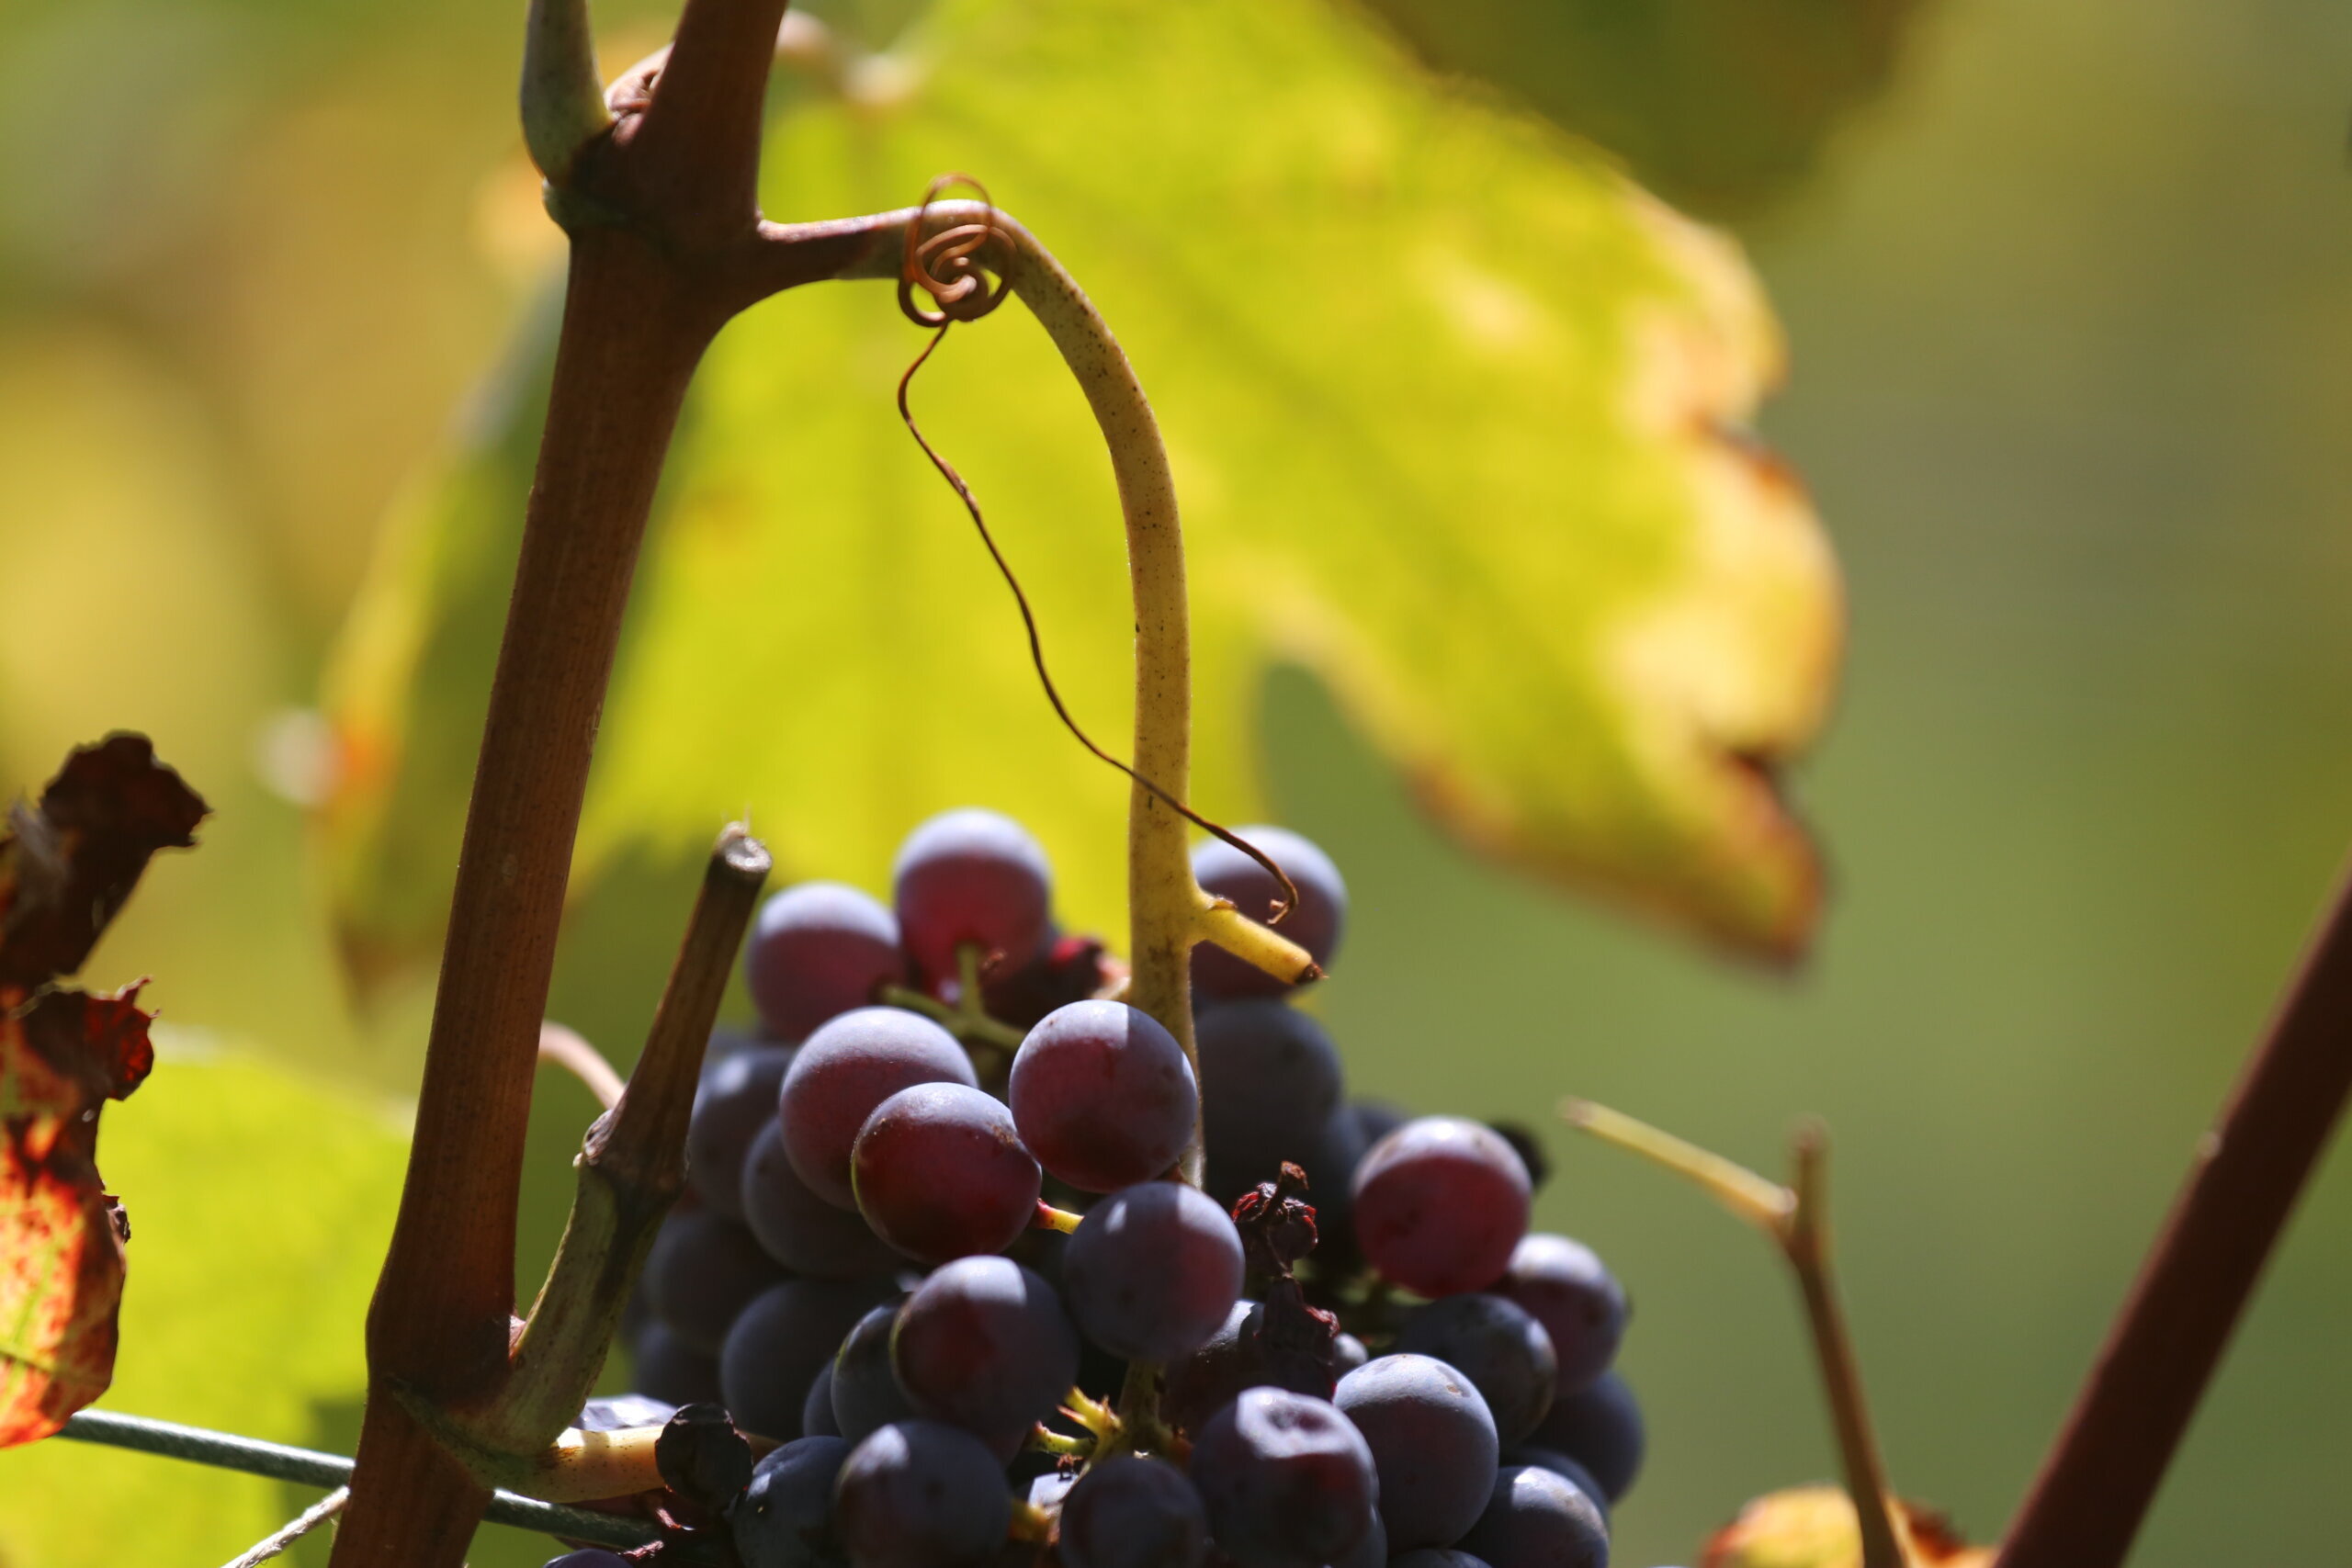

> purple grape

[
  {"left": 1163, "top": 1299, "right": 1338, "bottom": 1435},
  {"left": 780, "top": 1007, "right": 976, "bottom": 1209},
  {"left": 853, "top": 1082, "right": 1042, "bottom": 1264},
  {"left": 1396, "top": 1294, "right": 1558, "bottom": 1445},
  {"left": 1526, "top": 1371, "right": 1644, "bottom": 1503},
  {"left": 1456, "top": 1464, "right": 1608, "bottom": 1568},
  {"left": 1008, "top": 1000, "right": 1196, "bottom": 1192},
  {"left": 1195, "top": 1002, "right": 1344, "bottom": 1205},
  {"left": 1163, "top": 1300, "right": 1266, "bottom": 1434},
  {"left": 732, "top": 1434, "right": 850, "bottom": 1568},
  {"left": 1188, "top": 1387, "right": 1379, "bottom": 1568},
  {"left": 1351, "top": 1118, "right": 1530, "bottom": 1297},
  {"left": 893, "top": 808, "right": 1053, "bottom": 988},
  {"left": 1333, "top": 1353, "right": 1499, "bottom": 1549},
  {"left": 1332, "top": 1333, "right": 1369, "bottom": 1374},
  {"left": 1062, "top": 1182, "right": 1244, "bottom": 1361},
  {"left": 1190, "top": 826, "right": 1347, "bottom": 999},
  {"left": 719, "top": 1277, "right": 900, "bottom": 1440},
  {"left": 742, "top": 1118, "right": 903, "bottom": 1278},
  {"left": 1294, "top": 1107, "right": 1370, "bottom": 1260},
  {"left": 801, "top": 1363, "right": 842, "bottom": 1438},
  {"left": 647, "top": 1209, "right": 788, "bottom": 1352},
  {"left": 631, "top": 1322, "right": 721, "bottom": 1406},
  {"left": 892, "top": 1256, "right": 1078, "bottom": 1458},
  {"left": 1329, "top": 1512, "right": 1388, "bottom": 1568},
  {"left": 1494, "top": 1235, "right": 1626, "bottom": 1396},
  {"left": 746, "top": 882, "right": 908, "bottom": 1043},
  {"left": 687, "top": 1043, "right": 795, "bottom": 1219},
  {"left": 833, "top": 1420, "right": 1012, "bottom": 1568},
  {"left": 831, "top": 1298, "right": 918, "bottom": 1445},
  {"left": 1389, "top": 1553, "right": 1491, "bottom": 1567},
  {"left": 1501, "top": 1449, "right": 1609, "bottom": 1525},
  {"left": 1057, "top": 1455, "right": 1210, "bottom": 1568}
]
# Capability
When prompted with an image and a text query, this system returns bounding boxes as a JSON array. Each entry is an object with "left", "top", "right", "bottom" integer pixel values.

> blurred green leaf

[
  {"left": 1353, "top": 0, "right": 1927, "bottom": 218},
  {"left": 0, "top": 1054, "right": 406, "bottom": 1565},
  {"left": 322, "top": 0, "right": 1839, "bottom": 989}
]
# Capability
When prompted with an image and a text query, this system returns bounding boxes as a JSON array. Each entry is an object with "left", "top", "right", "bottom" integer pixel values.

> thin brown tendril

[
  {"left": 893, "top": 321, "right": 1301, "bottom": 925},
  {"left": 898, "top": 174, "right": 1011, "bottom": 328}
]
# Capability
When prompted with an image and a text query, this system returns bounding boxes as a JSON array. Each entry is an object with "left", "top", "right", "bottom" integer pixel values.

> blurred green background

[{"left": 2, "top": 0, "right": 2347, "bottom": 1564}]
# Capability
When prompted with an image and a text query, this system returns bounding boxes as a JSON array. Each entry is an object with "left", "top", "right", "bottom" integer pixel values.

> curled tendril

[
  {"left": 891, "top": 201, "right": 1306, "bottom": 932},
  {"left": 899, "top": 173, "right": 1011, "bottom": 328}
]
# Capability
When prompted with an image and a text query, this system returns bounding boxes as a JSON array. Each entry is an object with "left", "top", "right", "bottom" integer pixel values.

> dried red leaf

[
  {"left": 0, "top": 736, "right": 202, "bottom": 1448},
  {"left": 0, "top": 1098, "right": 129, "bottom": 1447}
]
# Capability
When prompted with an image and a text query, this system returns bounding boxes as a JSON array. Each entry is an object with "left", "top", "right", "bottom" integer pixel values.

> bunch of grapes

[{"left": 582, "top": 807, "right": 1649, "bottom": 1568}]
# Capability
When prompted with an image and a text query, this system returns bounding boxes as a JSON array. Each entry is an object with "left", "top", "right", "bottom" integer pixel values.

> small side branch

[
  {"left": 1563, "top": 1100, "right": 1905, "bottom": 1568},
  {"left": 453, "top": 827, "right": 771, "bottom": 1469},
  {"left": 1995, "top": 864, "right": 2352, "bottom": 1568}
]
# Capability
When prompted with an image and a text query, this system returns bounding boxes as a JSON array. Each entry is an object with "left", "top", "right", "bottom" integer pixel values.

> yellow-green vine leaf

[
  {"left": 0, "top": 1053, "right": 407, "bottom": 1566},
  {"left": 322, "top": 0, "right": 1840, "bottom": 992}
]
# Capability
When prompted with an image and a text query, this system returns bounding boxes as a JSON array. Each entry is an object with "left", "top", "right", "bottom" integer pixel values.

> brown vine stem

[
  {"left": 1562, "top": 1100, "right": 1906, "bottom": 1568},
  {"left": 331, "top": 0, "right": 786, "bottom": 1559},
  {"left": 1994, "top": 864, "right": 2352, "bottom": 1568}
]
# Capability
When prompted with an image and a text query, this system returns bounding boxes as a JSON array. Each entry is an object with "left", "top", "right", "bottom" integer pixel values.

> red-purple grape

[
  {"left": 893, "top": 808, "right": 1053, "bottom": 987},
  {"left": 1009, "top": 1000, "right": 1195, "bottom": 1192},
  {"left": 891, "top": 1256, "right": 1078, "bottom": 1459},
  {"left": 745, "top": 882, "right": 908, "bottom": 1042},
  {"left": 1351, "top": 1117, "right": 1530, "bottom": 1297},
  {"left": 853, "top": 1082, "right": 1042, "bottom": 1264},
  {"left": 779, "top": 1006, "right": 975, "bottom": 1209}
]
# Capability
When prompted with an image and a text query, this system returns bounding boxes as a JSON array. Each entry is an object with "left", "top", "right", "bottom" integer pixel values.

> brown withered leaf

[
  {"left": 0, "top": 734, "right": 209, "bottom": 993},
  {"left": 0, "top": 737, "right": 203, "bottom": 1448},
  {"left": 1701, "top": 1485, "right": 1996, "bottom": 1568}
]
